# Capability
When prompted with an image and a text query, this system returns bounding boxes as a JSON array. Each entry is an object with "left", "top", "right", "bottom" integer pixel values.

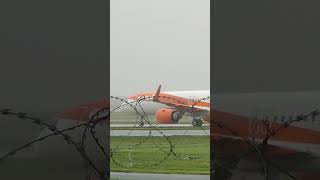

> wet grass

[{"left": 111, "top": 136, "right": 210, "bottom": 175}]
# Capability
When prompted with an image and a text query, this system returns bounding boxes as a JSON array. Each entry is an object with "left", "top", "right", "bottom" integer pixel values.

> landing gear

[
  {"left": 136, "top": 114, "right": 145, "bottom": 127},
  {"left": 192, "top": 118, "right": 203, "bottom": 127}
]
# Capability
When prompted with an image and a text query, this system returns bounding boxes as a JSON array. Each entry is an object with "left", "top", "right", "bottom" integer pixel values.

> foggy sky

[
  {"left": 111, "top": 0, "right": 210, "bottom": 96},
  {"left": 213, "top": 0, "right": 320, "bottom": 93},
  {"left": 2, "top": 0, "right": 320, "bottom": 116}
]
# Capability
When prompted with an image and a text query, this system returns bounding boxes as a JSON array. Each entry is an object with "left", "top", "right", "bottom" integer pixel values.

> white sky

[{"left": 111, "top": 0, "right": 210, "bottom": 96}]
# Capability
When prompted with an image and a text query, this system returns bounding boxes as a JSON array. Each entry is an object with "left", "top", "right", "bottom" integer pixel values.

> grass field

[{"left": 111, "top": 136, "right": 210, "bottom": 175}]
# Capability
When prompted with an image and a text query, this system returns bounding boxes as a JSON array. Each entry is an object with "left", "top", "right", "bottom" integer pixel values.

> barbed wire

[
  {"left": 212, "top": 108, "right": 320, "bottom": 180},
  {"left": 109, "top": 95, "right": 210, "bottom": 168},
  {"left": 1, "top": 93, "right": 317, "bottom": 180},
  {"left": 0, "top": 106, "right": 109, "bottom": 180},
  {"left": 0, "top": 94, "right": 210, "bottom": 179}
]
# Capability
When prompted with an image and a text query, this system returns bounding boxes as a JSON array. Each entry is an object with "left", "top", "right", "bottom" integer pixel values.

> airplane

[
  {"left": 119, "top": 85, "right": 320, "bottom": 179},
  {"left": 118, "top": 85, "right": 210, "bottom": 127},
  {"left": 37, "top": 86, "right": 320, "bottom": 179},
  {"left": 211, "top": 91, "right": 320, "bottom": 179}
]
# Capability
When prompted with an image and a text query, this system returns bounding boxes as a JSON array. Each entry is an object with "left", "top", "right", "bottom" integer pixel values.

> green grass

[{"left": 111, "top": 136, "right": 210, "bottom": 175}]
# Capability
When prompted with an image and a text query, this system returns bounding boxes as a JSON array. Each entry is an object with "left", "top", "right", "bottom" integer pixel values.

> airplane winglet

[{"left": 153, "top": 85, "right": 161, "bottom": 101}]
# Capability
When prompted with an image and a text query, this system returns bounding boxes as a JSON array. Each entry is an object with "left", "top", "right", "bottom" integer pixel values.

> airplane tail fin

[{"left": 153, "top": 85, "right": 161, "bottom": 101}]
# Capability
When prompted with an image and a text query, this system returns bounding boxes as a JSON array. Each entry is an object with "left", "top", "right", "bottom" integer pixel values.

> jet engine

[{"left": 156, "top": 108, "right": 182, "bottom": 124}]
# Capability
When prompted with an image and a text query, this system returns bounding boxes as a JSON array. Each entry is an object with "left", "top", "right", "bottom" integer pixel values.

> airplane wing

[
  {"left": 212, "top": 109, "right": 320, "bottom": 145},
  {"left": 152, "top": 85, "right": 210, "bottom": 113}
]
